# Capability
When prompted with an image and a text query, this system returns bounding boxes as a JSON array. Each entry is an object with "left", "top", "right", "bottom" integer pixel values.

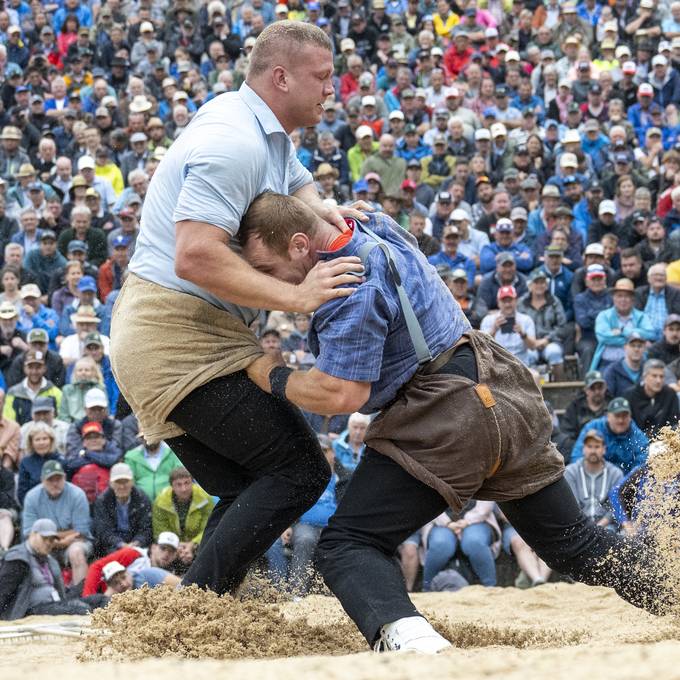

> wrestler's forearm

[{"left": 284, "top": 368, "right": 370, "bottom": 415}]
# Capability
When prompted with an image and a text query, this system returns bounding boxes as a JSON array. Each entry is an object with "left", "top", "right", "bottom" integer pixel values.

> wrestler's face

[
  {"left": 280, "top": 46, "right": 335, "bottom": 128},
  {"left": 242, "top": 233, "right": 314, "bottom": 285}
]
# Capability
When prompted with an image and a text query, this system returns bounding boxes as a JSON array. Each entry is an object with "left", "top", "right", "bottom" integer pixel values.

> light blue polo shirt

[{"left": 129, "top": 83, "right": 313, "bottom": 324}]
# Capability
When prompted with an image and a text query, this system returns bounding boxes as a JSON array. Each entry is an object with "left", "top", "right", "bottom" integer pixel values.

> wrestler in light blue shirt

[{"left": 129, "top": 83, "right": 313, "bottom": 324}]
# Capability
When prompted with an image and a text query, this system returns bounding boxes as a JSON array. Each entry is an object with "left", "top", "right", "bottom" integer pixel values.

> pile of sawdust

[
  {"left": 634, "top": 427, "right": 680, "bottom": 617},
  {"left": 79, "top": 585, "right": 366, "bottom": 661}
]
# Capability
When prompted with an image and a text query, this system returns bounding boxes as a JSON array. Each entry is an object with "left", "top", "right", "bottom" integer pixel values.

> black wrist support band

[{"left": 269, "top": 365, "right": 294, "bottom": 400}]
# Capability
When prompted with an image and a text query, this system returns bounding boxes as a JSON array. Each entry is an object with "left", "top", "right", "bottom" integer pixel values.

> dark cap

[
  {"left": 496, "top": 252, "right": 515, "bottom": 265},
  {"left": 32, "top": 396, "right": 55, "bottom": 414},
  {"left": 41, "top": 459, "right": 65, "bottom": 481},
  {"left": 40, "top": 229, "right": 56, "bottom": 241},
  {"left": 584, "top": 370, "right": 605, "bottom": 388},
  {"left": 84, "top": 331, "right": 103, "bottom": 347},
  {"left": 625, "top": 330, "right": 645, "bottom": 344},
  {"left": 25, "top": 350, "right": 46, "bottom": 365},
  {"left": 435, "top": 264, "right": 453, "bottom": 279},
  {"left": 437, "top": 191, "right": 452, "bottom": 203},
  {"left": 68, "top": 239, "right": 88, "bottom": 253},
  {"left": 407, "top": 158, "right": 421, "bottom": 168},
  {"left": 608, "top": 397, "right": 631, "bottom": 414}
]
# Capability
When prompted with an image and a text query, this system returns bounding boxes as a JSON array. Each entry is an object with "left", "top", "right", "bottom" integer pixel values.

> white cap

[
  {"left": 140, "top": 21, "right": 154, "bottom": 32},
  {"left": 598, "top": 199, "right": 616, "bottom": 215},
  {"left": 102, "top": 561, "right": 126, "bottom": 582},
  {"left": 652, "top": 54, "right": 668, "bottom": 66},
  {"left": 485, "top": 27, "right": 498, "bottom": 38},
  {"left": 340, "top": 37, "right": 355, "bottom": 52},
  {"left": 585, "top": 243, "right": 605, "bottom": 256},
  {"left": 563, "top": 129, "right": 581, "bottom": 144},
  {"left": 110, "top": 462, "right": 133, "bottom": 482},
  {"left": 490, "top": 122, "right": 507, "bottom": 138},
  {"left": 560, "top": 152, "right": 578, "bottom": 167},
  {"left": 603, "top": 20, "right": 618, "bottom": 32},
  {"left": 355, "top": 125, "right": 374, "bottom": 140},
  {"left": 659, "top": 41, "right": 672, "bottom": 52},
  {"left": 475, "top": 128, "right": 491, "bottom": 141},
  {"left": 389, "top": 109, "right": 405, "bottom": 120},
  {"left": 85, "top": 387, "right": 108, "bottom": 409},
  {"left": 451, "top": 208, "right": 470, "bottom": 221},
  {"left": 361, "top": 95, "right": 376, "bottom": 107},
  {"left": 558, "top": 78, "right": 572, "bottom": 89},
  {"left": 616, "top": 45, "right": 632, "bottom": 59},
  {"left": 157, "top": 531, "right": 180, "bottom": 549},
  {"left": 444, "top": 86, "right": 460, "bottom": 98},
  {"left": 77, "top": 156, "right": 95, "bottom": 170},
  {"left": 505, "top": 50, "right": 520, "bottom": 62}
]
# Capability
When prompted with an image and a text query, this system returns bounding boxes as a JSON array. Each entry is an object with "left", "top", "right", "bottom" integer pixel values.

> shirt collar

[{"left": 239, "top": 82, "right": 287, "bottom": 137}]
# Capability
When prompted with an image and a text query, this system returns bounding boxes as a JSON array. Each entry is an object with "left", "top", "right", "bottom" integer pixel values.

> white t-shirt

[{"left": 481, "top": 310, "right": 535, "bottom": 359}]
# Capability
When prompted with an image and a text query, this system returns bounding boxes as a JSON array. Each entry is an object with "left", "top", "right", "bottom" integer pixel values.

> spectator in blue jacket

[
  {"left": 428, "top": 224, "right": 476, "bottom": 288},
  {"left": 574, "top": 264, "right": 612, "bottom": 371},
  {"left": 17, "top": 284, "right": 60, "bottom": 350},
  {"left": 571, "top": 397, "right": 649, "bottom": 475},
  {"left": 17, "top": 422, "right": 63, "bottom": 504},
  {"left": 332, "top": 412, "right": 370, "bottom": 496},
  {"left": 627, "top": 84, "right": 657, "bottom": 141},
  {"left": 591, "top": 278, "right": 656, "bottom": 371},
  {"left": 479, "top": 218, "right": 533, "bottom": 274},
  {"left": 649, "top": 55, "right": 680, "bottom": 108},
  {"left": 537, "top": 245, "right": 575, "bottom": 321},
  {"left": 603, "top": 332, "right": 646, "bottom": 398}
]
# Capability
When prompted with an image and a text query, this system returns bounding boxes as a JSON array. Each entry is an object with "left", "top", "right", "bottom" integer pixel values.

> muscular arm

[
  {"left": 174, "top": 220, "right": 363, "bottom": 314},
  {"left": 248, "top": 358, "right": 371, "bottom": 415}
]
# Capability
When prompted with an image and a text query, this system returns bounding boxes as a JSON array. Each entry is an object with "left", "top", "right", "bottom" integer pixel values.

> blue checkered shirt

[{"left": 308, "top": 213, "right": 470, "bottom": 413}]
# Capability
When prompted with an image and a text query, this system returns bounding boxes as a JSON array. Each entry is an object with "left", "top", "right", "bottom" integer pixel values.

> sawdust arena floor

[{"left": 2, "top": 582, "right": 680, "bottom": 680}]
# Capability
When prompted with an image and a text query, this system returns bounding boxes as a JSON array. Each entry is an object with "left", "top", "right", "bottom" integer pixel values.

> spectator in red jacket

[
  {"left": 97, "top": 234, "right": 129, "bottom": 301},
  {"left": 444, "top": 32, "right": 474, "bottom": 78}
]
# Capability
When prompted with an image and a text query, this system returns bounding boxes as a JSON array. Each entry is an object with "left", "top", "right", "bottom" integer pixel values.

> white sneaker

[{"left": 373, "top": 616, "right": 452, "bottom": 654}]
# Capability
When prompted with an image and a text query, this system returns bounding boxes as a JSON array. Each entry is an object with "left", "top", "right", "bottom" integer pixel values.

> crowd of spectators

[{"left": 1, "top": 0, "right": 680, "bottom": 612}]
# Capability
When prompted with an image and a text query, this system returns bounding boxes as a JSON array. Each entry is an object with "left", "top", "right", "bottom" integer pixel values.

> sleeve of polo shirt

[
  {"left": 287, "top": 139, "right": 314, "bottom": 194},
  {"left": 313, "top": 284, "right": 392, "bottom": 383},
  {"left": 173, "top": 141, "right": 264, "bottom": 236}
]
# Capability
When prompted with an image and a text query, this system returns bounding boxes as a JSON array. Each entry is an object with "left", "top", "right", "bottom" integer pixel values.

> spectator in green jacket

[
  {"left": 151, "top": 467, "right": 214, "bottom": 567},
  {"left": 124, "top": 440, "right": 183, "bottom": 502},
  {"left": 57, "top": 356, "right": 103, "bottom": 423}
]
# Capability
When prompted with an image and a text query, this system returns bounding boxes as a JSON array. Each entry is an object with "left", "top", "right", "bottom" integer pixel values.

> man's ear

[
  {"left": 272, "top": 65, "right": 289, "bottom": 93},
  {"left": 289, "top": 233, "right": 311, "bottom": 261}
]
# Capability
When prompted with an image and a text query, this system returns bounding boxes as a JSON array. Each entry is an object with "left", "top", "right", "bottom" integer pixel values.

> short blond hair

[{"left": 247, "top": 21, "right": 331, "bottom": 79}]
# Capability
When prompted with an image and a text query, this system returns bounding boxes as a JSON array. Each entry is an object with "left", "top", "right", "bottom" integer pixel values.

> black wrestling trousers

[
  {"left": 316, "top": 345, "right": 667, "bottom": 645},
  {"left": 316, "top": 452, "right": 668, "bottom": 645},
  {"left": 166, "top": 372, "right": 329, "bottom": 594}
]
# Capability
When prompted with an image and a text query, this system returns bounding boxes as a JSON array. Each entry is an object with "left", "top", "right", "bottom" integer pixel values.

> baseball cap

[
  {"left": 77, "top": 156, "right": 95, "bottom": 171},
  {"left": 583, "top": 428, "right": 605, "bottom": 443},
  {"left": 27, "top": 328, "right": 49, "bottom": 343},
  {"left": 0, "top": 301, "right": 17, "bottom": 319},
  {"left": 352, "top": 179, "right": 369, "bottom": 192},
  {"left": 364, "top": 172, "right": 381, "bottom": 184},
  {"left": 401, "top": 179, "right": 416, "bottom": 191},
  {"left": 563, "top": 129, "right": 581, "bottom": 144},
  {"left": 31, "top": 518, "right": 58, "bottom": 537},
  {"left": 504, "top": 168, "right": 519, "bottom": 180},
  {"left": 450, "top": 209, "right": 469, "bottom": 222},
  {"left": 102, "top": 561, "right": 126, "bottom": 582},
  {"left": 406, "top": 158, "right": 421, "bottom": 169},
  {"left": 584, "top": 119, "right": 600, "bottom": 132},
  {"left": 562, "top": 176, "right": 578, "bottom": 187},
  {"left": 157, "top": 531, "right": 180, "bottom": 549},
  {"left": 110, "top": 462, "right": 134, "bottom": 482},
  {"left": 474, "top": 128, "right": 491, "bottom": 141},
  {"left": 584, "top": 370, "right": 605, "bottom": 388},
  {"left": 450, "top": 268, "right": 468, "bottom": 282},
  {"left": 495, "top": 218, "right": 513, "bottom": 233},
  {"left": 20, "top": 283, "right": 41, "bottom": 299},
  {"left": 40, "top": 230, "right": 56, "bottom": 241},
  {"left": 112, "top": 235, "right": 131, "bottom": 249},
  {"left": 638, "top": 83, "right": 654, "bottom": 97},
  {"left": 622, "top": 61, "right": 637, "bottom": 75},
  {"left": 68, "top": 239, "right": 88, "bottom": 254},
  {"left": 355, "top": 125, "right": 373, "bottom": 140},
  {"left": 490, "top": 122, "right": 507, "bottom": 138},
  {"left": 511, "top": 207, "right": 528, "bottom": 221},
  {"left": 542, "top": 184, "right": 560, "bottom": 198},
  {"left": 437, "top": 191, "right": 452, "bottom": 203},
  {"left": 608, "top": 397, "right": 631, "bottom": 414},
  {"left": 476, "top": 175, "right": 491, "bottom": 186},
  {"left": 545, "top": 244, "right": 564, "bottom": 257},
  {"left": 41, "top": 459, "right": 65, "bottom": 481},
  {"left": 665, "top": 314, "right": 680, "bottom": 327},
  {"left": 85, "top": 388, "right": 108, "bottom": 409},
  {"left": 84, "top": 332, "right": 103, "bottom": 348},
  {"left": 496, "top": 252, "right": 515, "bottom": 265},
  {"left": 32, "top": 396, "right": 54, "bottom": 414},
  {"left": 77, "top": 276, "right": 97, "bottom": 293},
  {"left": 521, "top": 176, "right": 539, "bottom": 190},
  {"left": 82, "top": 420, "right": 105, "bottom": 437},
  {"left": 652, "top": 54, "right": 668, "bottom": 67},
  {"left": 598, "top": 200, "right": 616, "bottom": 216},
  {"left": 586, "top": 263, "right": 606, "bottom": 279},
  {"left": 560, "top": 152, "right": 578, "bottom": 168},
  {"left": 497, "top": 285, "right": 517, "bottom": 300},
  {"left": 389, "top": 109, "right": 405, "bottom": 120},
  {"left": 361, "top": 95, "right": 376, "bottom": 107},
  {"left": 585, "top": 243, "right": 605, "bottom": 257},
  {"left": 407, "top": 124, "right": 420, "bottom": 135},
  {"left": 528, "top": 269, "right": 548, "bottom": 283}
]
